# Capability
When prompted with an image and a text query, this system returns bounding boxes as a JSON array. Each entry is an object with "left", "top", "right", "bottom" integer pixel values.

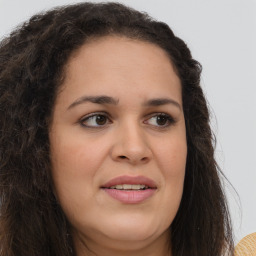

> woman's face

[{"left": 50, "top": 36, "right": 187, "bottom": 253}]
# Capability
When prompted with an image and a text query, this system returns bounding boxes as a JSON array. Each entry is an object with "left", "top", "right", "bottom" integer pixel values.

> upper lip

[{"left": 101, "top": 175, "right": 157, "bottom": 189}]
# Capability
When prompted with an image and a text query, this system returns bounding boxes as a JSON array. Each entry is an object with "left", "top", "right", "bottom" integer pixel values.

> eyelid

[
  {"left": 79, "top": 111, "right": 112, "bottom": 128},
  {"left": 143, "top": 112, "right": 176, "bottom": 128}
]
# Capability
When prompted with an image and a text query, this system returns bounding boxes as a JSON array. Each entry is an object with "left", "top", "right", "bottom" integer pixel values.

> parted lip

[{"left": 101, "top": 175, "right": 157, "bottom": 189}]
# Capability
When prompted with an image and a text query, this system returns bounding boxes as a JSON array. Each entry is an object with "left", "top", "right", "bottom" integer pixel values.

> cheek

[
  {"left": 146, "top": 135, "right": 186, "bottom": 233},
  {"left": 153, "top": 133, "right": 187, "bottom": 203},
  {"left": 51, "top": 134, "right": 107, "bottom": 178},
  {"left": 153, "top": 132, "right": 187, "bottom": 175},
  {"left": 50, "top": 136, "right": 108, "bottom": 220},
  {"left": 50, "top": 134, "right": 108, "bottom": 208}
]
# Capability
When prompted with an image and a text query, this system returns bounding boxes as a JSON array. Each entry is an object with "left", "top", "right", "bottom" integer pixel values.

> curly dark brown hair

[{"left": 0, "top": 2, "right": 234, "bottom": 256}]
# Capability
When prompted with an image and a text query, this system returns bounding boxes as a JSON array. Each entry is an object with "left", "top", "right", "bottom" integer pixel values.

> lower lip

[{"left": 102, "top": 188, "right": 156, "bottom": 204}]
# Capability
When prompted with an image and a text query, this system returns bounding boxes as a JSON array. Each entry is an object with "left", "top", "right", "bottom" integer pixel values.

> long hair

[{"left": 0, "top": 2, "right": 234, "bottom": 255}]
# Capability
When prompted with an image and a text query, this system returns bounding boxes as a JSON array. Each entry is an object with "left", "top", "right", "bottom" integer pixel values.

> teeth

[
  {"left": 109, "top": 184, "right": 147, "bottom": 190},
  {"left": 123, "top": 184, "right": 132, "bottom": 189}
]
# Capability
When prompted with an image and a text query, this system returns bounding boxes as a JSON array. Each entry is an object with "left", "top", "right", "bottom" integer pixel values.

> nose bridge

[{"left": 111, "top": 117, "right": 151, "bottom": 164}]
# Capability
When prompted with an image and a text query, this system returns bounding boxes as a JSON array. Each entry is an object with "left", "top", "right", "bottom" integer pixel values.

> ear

[{"left": 235, "top": 233, "right": 256, "bottom": 256}]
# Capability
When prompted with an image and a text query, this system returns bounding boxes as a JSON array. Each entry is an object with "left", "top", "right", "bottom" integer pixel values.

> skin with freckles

[{"left": 49, "top": 36, "right": 187, "bottom": 256}]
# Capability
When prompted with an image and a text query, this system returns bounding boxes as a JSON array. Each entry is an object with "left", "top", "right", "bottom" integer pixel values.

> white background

[{"left": 0, "top": 0, "right": 255, "bottom": 243}]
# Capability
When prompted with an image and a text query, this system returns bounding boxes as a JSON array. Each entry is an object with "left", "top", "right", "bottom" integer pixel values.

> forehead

[
  {"left": 66, "top": 35, "right": 177, "bottom": 78},
  {"left": 59, "top": 35, "right": 182, "bottom": 105}
]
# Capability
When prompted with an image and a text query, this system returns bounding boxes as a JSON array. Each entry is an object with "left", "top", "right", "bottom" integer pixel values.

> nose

[{"left": 110, "top": 123, "right": 152, "bottom": 165}]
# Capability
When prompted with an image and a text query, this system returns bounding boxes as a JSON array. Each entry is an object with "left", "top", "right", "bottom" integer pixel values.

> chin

[{"left": 98, "top": 213, "right": 169, "bottom": 242}]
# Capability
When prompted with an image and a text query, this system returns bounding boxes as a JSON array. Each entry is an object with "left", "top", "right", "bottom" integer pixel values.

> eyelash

[
  {"left": 79, "top": 112, "right": 176, "bottom": 129},
  {"left": 79, "top": 112, "right": 112, "bottom": 128},
  {"left": 145, "top": 113, "right": 175, "bottom": 128}
]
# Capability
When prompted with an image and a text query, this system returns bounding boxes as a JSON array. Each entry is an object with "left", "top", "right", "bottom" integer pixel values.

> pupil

[
  {"left": 157, "top": 116, "right": 167, "bottom": 125},
  {"left": 96, "top": 115, "right": 106, "bottom": 125}
]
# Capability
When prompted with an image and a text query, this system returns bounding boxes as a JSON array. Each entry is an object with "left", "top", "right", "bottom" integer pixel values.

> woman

[{"left": 0, "top": 2, "right": 234, "bottom": 256}]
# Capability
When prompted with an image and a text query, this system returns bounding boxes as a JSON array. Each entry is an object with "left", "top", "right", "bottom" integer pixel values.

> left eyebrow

[{"left": 143, "top": 98, "right": 182, "bottom": 110}]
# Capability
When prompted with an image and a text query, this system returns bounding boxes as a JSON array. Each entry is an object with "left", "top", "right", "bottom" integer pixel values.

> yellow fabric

[{"left": 235, "top": 233, "right": 256, "bottom": 256}]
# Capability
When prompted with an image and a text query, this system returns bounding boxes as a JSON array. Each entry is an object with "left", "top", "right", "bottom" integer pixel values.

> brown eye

[
  {"left": 95, "top": 115, "right": 107, "bottom": 125},
  {"left": 156, "top": 115, "right": 168, "bottom": 126},
  {"left": 145, "top": 113, "right": 174, "bottom": 128},
  {"left": 80, "top": 114, "right": 110, "bottom": 128}
]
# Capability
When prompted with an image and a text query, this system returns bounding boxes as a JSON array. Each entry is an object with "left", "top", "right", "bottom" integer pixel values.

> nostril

[{"left": 118, "top": 155, "right": 148, "bottom": 162}]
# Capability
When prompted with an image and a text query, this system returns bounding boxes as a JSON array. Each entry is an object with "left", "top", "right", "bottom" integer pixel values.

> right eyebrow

[{"left": 67, "top": 95, "right": 119, "bottom": 110}]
